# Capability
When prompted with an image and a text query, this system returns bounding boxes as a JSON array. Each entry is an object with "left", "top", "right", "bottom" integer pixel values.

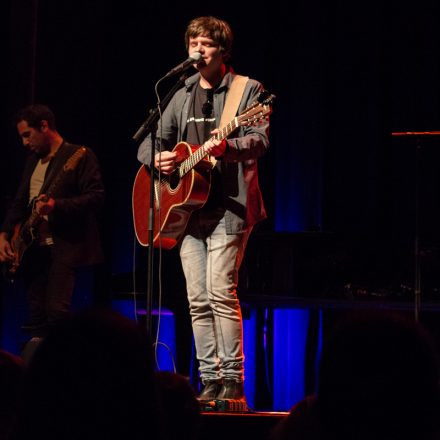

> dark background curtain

[{"left": 2, "top": 0, "right": 440, "bottom": 313}]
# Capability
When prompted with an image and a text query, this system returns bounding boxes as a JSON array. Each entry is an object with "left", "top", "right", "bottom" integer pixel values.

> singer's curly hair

[{"left": 185, "top": 16, "right": 233, "bottom": 62}]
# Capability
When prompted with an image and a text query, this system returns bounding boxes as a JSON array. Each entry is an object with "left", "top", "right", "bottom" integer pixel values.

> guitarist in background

[
  {"left": 137, "top": 16, "right": 269, "bottom": 403},
  {"left": 0, "top": 104, "right": 104, "bottom": 338}
]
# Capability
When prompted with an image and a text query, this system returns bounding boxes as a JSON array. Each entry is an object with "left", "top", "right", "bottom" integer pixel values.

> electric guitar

[
  {"left": 132, "top": 91, "right": 274, "bottom": 249},
  {"left": 4, "top": 147, "right": 87, "bottom": 281}
]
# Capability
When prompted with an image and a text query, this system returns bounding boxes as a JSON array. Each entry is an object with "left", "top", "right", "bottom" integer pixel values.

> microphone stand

[{"left": 132, "top": 73, "right": 188, "bottom": 336}]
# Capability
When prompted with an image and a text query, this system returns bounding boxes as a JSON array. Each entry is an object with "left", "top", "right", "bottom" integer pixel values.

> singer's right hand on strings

[{"left": 155, "top": 151, "right": 177, "bottom": 175}]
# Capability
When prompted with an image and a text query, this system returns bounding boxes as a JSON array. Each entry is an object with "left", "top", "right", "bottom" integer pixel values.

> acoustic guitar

[{"left": 132, "top": 91, "right": 274, "bottom": 249}]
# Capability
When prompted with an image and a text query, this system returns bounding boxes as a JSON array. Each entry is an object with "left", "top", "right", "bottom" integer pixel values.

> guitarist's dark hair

[
  {"left": 185, "top": 16, "right": 233, "bottom": 62},
  {"left": 14, "top": 104, "right": 57, "bottom": 130}
]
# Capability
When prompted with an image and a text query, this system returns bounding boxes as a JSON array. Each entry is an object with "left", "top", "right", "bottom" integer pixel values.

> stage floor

[{"left": 200, "top": 411, "right": 289, "bottom": 440}]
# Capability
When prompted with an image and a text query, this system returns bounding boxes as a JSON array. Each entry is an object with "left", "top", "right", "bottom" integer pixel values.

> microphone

[{"left": 164, "top": 52, "right": 202, "bottom": 78}]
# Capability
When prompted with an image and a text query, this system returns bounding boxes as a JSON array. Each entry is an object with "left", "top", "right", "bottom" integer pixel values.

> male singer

[{"left": 138, "top": 16, "right": 269, "bottom": 403}]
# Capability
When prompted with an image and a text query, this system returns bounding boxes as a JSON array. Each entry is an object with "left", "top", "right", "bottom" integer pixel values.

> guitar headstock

[
  {"left": 257, "top": 90, "right": 276, "bottom": 106},
  {"left": 238, "top": 90, "right": 275, "bottom": 127},
  {"left": 63, "top": 147, "right": 87, "bottom": 172}
]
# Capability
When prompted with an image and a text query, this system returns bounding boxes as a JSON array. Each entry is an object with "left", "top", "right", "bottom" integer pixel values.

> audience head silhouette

[
  {"left": 0, "top": 350, "right": 23, "bottom": 440},
  {"left": 271, "top": 311, "right": 440, "bottom": 440},
  {"left": 155, "top": 371, "right": 201, "bottom": 440},
  {"left": 317, "top": 311, "right": 440, "bottom": 440},
  {"left": 14, "top": 308, "right": 161, "bottom": 440}
]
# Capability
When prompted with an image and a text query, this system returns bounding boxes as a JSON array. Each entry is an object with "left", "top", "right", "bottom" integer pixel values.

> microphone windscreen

[{"left": 189, "top": 52, "right": 202, "bottom": 62}]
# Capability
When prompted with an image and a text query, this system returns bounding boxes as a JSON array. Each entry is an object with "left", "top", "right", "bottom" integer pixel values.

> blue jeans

[{"left": 179, "top": 209, "right": 251, "bottom": 383}]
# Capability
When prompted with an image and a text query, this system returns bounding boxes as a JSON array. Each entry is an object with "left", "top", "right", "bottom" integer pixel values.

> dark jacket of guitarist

[
  {"left": 1, "top": 142, "right": 104, "bottom": 267},
  {"left": 0, "top": 104, "right": 104, "bottom": 337}
]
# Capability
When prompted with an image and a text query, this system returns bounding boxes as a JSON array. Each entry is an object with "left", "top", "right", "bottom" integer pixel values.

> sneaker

[
  {"left": 217, "top": 380, "right": 245, "bottom": 401},
  {"left": 198, "top": 380, "right": 223, "bottom": 401}
]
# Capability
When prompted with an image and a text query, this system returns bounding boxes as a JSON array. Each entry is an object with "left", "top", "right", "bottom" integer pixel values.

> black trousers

[{"left": 22, "top": 244, "right": 76, "bottom": 336}]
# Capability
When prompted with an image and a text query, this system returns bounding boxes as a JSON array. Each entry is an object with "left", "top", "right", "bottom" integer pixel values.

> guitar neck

[
  {"left": 178, "top": 118, "right": 239, "bottom": 177},
  {"left": 30, "top": 170, "right": 63, "bottom": 221},
  {"left": 23, "top": 151, "right": 82, "bottom": 232},
  {"left": 14, "top": 148, "right": 86, "bottom": 256}
]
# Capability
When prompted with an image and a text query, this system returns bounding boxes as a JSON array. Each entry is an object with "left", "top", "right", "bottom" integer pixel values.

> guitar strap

[
  {"left": 39, "top": 145, "right": 86, "bottom": 196},
  {"left": 210, "top": 74, "right": 249, "bottom": 166},
  {"left": 219, "top": 75, "right": 249, "bottom": 129}
]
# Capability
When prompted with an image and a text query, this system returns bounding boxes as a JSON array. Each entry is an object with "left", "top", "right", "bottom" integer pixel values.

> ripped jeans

[{"left": 179, "top": 209, "right": 251, "bottom": 383}]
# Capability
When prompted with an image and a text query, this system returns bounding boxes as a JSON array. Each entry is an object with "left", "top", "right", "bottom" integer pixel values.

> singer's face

[{"left": 188, "top": 35, "right": 224, "bottom": 76}]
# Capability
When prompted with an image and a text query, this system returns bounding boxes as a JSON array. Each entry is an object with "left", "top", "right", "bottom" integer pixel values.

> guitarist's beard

[
  {"left": 32, "top": 143, "right": 51, "bottom": 159},
  {"left": 36, "top": 150, "right": 47, "bottom": 158}
]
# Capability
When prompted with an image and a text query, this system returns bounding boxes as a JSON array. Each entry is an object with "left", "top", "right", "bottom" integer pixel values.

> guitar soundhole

[{"left": 168, "top": 172, "right": 180, "bottom": 190}]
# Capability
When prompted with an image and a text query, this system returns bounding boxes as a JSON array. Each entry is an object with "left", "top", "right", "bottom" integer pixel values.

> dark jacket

[{"left": 1, "top": 142, "right": 104, "bottom": 266}]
